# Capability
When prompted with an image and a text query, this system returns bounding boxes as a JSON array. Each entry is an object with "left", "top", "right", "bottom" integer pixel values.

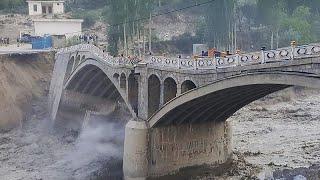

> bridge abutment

[{"left": 123, "top": 120, "right": 232, "bottom": 179}]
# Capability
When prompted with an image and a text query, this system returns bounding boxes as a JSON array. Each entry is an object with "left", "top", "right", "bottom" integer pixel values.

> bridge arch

[
  {"left": 148, "top": 74, "right": 161, "bottom": 117},
  {"left": 81, "top": 55, "right": 86, "bottom": 61},
  {"left": 163, "top": 77, "right": 177, "bottom": 104},
  {"left": 148, "top": 72, "right": 320, "bottom": 127},
  {"left": 181, "top": 80, "right": 197, "bottom": 93},
  {"left": 120, "top": 73, "right": 127, "bottom": 89},
  {"left": 75, "top": 55, "right": 81, "bottom": 66},
  {"left": 66, "top": 56, "right": 75, "bottom": 77},
  {"left": 113, "top": 73, "right": 120, "bottom": 82},
  {"left": 64, "top": 59, "right": 136, "bottom": 118},
  {"left": 128, "top": 73, "right": 139, "bottom": 114}
]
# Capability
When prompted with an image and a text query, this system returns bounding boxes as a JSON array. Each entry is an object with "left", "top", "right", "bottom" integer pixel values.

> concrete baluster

[
  {"left": 214, "top": 56, "right": 217, "bottom": 69},
  {"left": 290, "top": 47, "right": 294, "bottom": 60},
  {"left": 261, "top": 49, "right": 265, "bottom": 64},
  {"left": 235, "top": 49, "right": 241, "bottom": 66}
]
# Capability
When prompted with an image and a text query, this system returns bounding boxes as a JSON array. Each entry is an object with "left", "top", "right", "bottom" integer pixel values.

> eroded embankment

[{"left": 0, "top": 53, "right": 54, "bottom": 128}]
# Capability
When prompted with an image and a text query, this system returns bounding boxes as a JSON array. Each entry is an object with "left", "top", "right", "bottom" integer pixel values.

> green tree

[
  {"left": 203, "top": 0, "right": 236, "bottom": 50},
  {"left": 282, "top": 6, "right": 313, "bottom": 44},
  {"left": 103, "top": 0, "right": 155, "bottom": 56},
  {"left": 0, "top": 0, "right": 25, "bottom": 12}
]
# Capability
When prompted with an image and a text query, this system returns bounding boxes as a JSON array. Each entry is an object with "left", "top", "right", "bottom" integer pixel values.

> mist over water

[
  {"left": 0, "top": 94, "right": 131, "bottom": 180},
  {"left": 61, "top": 110, "right": 128, "bottom": 179},
  {"left": 60, "top": 118, "right": 125, "bottom": 179}
]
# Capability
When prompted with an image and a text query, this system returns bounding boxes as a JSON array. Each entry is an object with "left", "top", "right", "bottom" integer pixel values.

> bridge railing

[
  {"left": 147, "top": 44, "right": 320, "bottom": 70},
  {"left": 58, "top": 43, "right": 320, "bottom": 70},
  {"left": 57, "top": 44, "right": 138, "bottom": 67}
]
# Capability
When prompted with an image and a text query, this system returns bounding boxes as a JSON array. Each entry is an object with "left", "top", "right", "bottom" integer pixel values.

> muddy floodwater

[{"left": 1, "top": 88, "right": 320, "bottom": 179}]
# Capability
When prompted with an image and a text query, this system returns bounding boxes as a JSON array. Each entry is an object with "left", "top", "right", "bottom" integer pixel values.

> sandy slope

[{"left": 0, "top": 53, "right": 54, "bottom": 128}]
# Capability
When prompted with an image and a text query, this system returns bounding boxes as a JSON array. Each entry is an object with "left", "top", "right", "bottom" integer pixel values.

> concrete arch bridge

[{"left": 48, "top": 43, "right": 320, "bottom": 179}]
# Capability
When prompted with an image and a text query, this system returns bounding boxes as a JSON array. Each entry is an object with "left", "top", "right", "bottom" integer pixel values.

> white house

[
  {"left": 27, "top": 1, "right": 65, "bottom": 16},
  {"left": 33, "top": 19, "right": 83, "bottom": 38}
]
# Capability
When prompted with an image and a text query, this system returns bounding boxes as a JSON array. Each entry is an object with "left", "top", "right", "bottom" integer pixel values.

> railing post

[
  {"left": 195, "top": 58, "right": 198, "bottom": 70},
  {"left": 236, "top": 54, "right": 240, "bottom": 66},
  {"left": 162, "top": 57, "right": 165, "bottom": 67},
  {"left": 261, "top": 47, "right": 266, "bottom": 64},
  {"left": 290, "top": 41, "right": 296, "bottom": 60},
  {"left": 236, "top": 50, "right": 240, "bottom": 66},
  {"left": 214, "top": 57, "right": 220, "bottom": 69}
]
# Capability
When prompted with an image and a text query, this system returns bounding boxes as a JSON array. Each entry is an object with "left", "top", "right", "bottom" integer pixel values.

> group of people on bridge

[
  {"left": 119, "top": 53, "right": 142, "bottom": 65},
  {"left": 78, "top": 34, "right": 98, "bottom": 45},
  {"left": 0, "top": 37, "right": 10, "bottom": 46}
]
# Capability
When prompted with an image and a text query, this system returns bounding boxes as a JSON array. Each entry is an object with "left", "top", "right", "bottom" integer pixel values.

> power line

[
  {"left": 110, "top": 0, "right": 215, "bottom": 27},
  {"left": 62, "top": 0, "right": 215, "bottom": 35}
]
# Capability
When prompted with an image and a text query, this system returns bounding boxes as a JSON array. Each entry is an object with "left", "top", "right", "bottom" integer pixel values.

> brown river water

[{"left": 1, "top": 87, "right": 320, "bottom": 179}]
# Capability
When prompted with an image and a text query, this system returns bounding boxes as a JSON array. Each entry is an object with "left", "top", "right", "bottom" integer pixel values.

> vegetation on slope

[
  {"left": 98, "top": 0, "right": 320, "bottom": 55},
  {"left": 1, "top": 0, "right": 320, "bottom": 54}
]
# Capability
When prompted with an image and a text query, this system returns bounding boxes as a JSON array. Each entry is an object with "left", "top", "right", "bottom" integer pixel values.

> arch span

[
  {"left": 148, "top": 72, "right": 320, "bottom": 127},
  {"left": 120, "top": 73, "right": 127, "bottom": 89},
  {"left": 64, "top": 59, "right": 136, "bottom": 118},
  {"left": 75, "top": 55, "right": 81, "bottom": 66},
  {"left": 181, "top": 80, "right": 196, "bottom": 93},
  {"left": 113, "top": 73, "right": 120, "bottom": 81},
  {"left": 163, "top": 77, "right": 177, "bottom": 104},
  {"left": 66, "top": 56, "right": 75, "bottom": 77},
  {"left": 148, "top": 74, "right": 161, "bottom": 117},
  {"left": 128, "top": 73, "right": 139, "bottom": 114}
]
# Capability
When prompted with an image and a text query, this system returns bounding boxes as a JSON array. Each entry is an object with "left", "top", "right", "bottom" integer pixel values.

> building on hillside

[
  {"left": 27, "top": 1, "right": 65, "bottom": 16},
  {"left": 33, "top": 19, "right": 83, "bottom": 39}
]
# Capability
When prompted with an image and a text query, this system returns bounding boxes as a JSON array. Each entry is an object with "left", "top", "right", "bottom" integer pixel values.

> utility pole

[
  {"left": 234, "top": 21, "right": 237, "bottom": 52},
  {"left": 149, "top": 13, "right": 152, "bottom": 54},
  {"left": 123, "top": 2, "right": 128, "bottom": 57},
  {"left": 124, "top": 23, "right": 127, "bottom": 56},
  {"left": 143, "top": 28, "right": 146, "bottom": 57},
  {"left": 234, "top": 2, "right": 237, "bottom": 53}
]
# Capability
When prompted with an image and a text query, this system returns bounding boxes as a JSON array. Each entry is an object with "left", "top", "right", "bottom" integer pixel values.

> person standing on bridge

[{"left": 16, "top": 37, "right": 20, "bottom": 47}]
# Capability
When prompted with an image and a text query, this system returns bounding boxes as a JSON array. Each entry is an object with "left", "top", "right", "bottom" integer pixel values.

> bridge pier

[
  {"left": 123, "top": 120, "right": 232, "bottom": 179},
  {"left": 123, "top": 120, "right": 149, "bottom": 180},
  {"left": 136, "top": 63, "right": 149, "bottom": 120}
]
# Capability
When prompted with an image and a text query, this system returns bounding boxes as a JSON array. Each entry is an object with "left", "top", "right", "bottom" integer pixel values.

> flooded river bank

[{"left": 1, "top": 88, "right": 320, "bottom": 179}]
